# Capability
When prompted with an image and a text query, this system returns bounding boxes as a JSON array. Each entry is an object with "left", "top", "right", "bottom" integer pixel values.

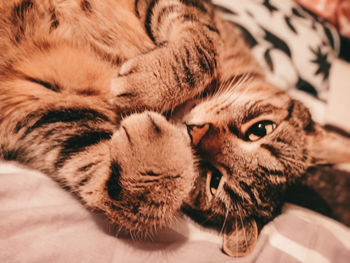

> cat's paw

[
  {"left": 110, "top": 49, "right": 172, "bottom": 113},
  {"left": 105, "top": 111, "right": 197, "bottom": 232}
]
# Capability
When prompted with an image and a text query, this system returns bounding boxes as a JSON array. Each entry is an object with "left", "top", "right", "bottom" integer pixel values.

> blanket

[
  {"left": 1, "top": 162, "right": 349, "bottom": 263},
  {"left": 1, "top": 0, "right": 349, "bottom": 262}
]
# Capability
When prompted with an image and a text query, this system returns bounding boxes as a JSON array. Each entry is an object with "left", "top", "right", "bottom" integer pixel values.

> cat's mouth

[{"left": 203, "top": 163, "right": 223, "bottom": 199}]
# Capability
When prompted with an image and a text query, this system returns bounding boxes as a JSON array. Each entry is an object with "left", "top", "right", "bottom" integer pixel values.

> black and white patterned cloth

[{"left": 213, "top": 0, "right": 341, "bottom": 102}]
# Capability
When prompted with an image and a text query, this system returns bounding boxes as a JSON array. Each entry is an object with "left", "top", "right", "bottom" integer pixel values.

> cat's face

[{"left": 177, "top": 79, "right": 350, "bottom": 256}]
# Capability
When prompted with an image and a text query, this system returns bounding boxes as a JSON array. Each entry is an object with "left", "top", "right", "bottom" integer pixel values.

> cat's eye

[
  {"left": 206, "top": 166, "right": 222, "bottom": 196},
  {"left": 245, "top": 120, "right": 276, "bottom": 141}
]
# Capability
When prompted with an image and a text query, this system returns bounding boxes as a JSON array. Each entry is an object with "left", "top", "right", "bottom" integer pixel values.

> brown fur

[
  {"left": 0, "top": 0, "right": 210, "bottom": 234},
  {"left": 179, "top": 67, "right": 350, "bottom": 257},
  {"left": 0, "top": 0, "right": 349, "bottom": 258}
]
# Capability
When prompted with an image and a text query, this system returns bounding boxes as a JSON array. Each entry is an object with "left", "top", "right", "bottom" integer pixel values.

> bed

[{"left": 1, "top": 0, "right": 349, "bottom": 262}]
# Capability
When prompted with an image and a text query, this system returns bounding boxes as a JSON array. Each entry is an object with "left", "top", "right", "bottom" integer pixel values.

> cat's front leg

[
  {"left": 57, "top": 111, "right": 197, "bottom": 233},
  {"left": 3, "top": 105, "right": 197, "bottom": 233},
  {"left": 110, "top": 0, "right": 222, "bottom": 113}
]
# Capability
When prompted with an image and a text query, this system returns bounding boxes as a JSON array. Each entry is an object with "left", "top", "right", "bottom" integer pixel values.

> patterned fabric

[
  {"left": 213, "top": 0, "right": 341, "bottom": 101},
  {"left": 296, "top": 0, "right": 350, "bottom": 37}
]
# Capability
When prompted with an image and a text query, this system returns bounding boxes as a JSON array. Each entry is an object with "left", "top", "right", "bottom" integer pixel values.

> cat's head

[{"left": 178, "top": 79, "right": 350, "bottom": 257}]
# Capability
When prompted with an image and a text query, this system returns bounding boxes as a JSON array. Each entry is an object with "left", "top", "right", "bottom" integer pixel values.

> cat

[{"left": 0, "top": 0, "right": 350, "bottom": 258}]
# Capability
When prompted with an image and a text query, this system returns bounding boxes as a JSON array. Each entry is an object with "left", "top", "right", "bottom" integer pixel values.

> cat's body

[
  {"left": 0, "top": 0, "right": 206, "bottom": 234},
  {"left": 1, "top": 0, "right": 350, "bottom": 257}
]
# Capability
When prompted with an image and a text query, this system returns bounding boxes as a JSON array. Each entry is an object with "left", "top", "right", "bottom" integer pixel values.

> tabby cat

[{"left": 0, "top": 0, "right": 349, "bottom": 258}]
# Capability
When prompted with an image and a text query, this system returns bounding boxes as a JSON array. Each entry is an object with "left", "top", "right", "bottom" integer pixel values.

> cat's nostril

[{"left": 186, "top": 123, "right": 211, "bottom": 146}]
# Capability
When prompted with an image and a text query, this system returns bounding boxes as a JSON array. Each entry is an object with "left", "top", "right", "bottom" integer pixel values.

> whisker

[
  {"left": 234, "top": 216, "right": 239, "bottom": 256},
  {"left": 238, "top": 209, "right": 248, "bottom": 252},
  {"left": 220, "top": 206, "right": 230, "bottom": 235},
  {"left": 129, "top": 230, "right": 135, "bottom": 241},
  {"left": 115, "top": 225, "right": 123, "bottom": 238}
]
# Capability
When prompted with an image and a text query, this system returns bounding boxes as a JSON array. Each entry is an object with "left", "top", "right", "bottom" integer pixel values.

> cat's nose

[{"left": 186, "top": 123, "right": 211, "bottom": 146}]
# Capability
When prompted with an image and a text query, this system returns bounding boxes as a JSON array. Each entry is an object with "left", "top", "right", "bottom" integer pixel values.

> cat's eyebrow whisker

[
  {"left": 228, "top": 73, "right": 250, "bottom": 92},
  {"left": 220, "top": 75, "right": 252, "bottom": 106},
  {"left": 201, "top": 72, "right": 252, "bottom": 108},
  {"left": 219, "top": 74, "right": 237, "bottom": 93},
  {"left": 220, "top": 72, "right": 251, "bottom": 95}
]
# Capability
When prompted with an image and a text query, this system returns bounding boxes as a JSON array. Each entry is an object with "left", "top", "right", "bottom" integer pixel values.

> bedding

[
  {"left": 213, "top": 0, "right": 340, "bottom": 102},
  {"left": 1, "top": 0, "right": 350, "bottom": 262},
  {"left": 1, "top": 162, "right": 349, "bottom": 263}
]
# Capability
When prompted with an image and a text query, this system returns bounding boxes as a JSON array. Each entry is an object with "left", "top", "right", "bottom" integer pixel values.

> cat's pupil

[
  {"left": 252, "top": 123, "right": 267, "bottom": 137},
  {"left": 246, "top": 120, "right": 276, "bottom": 141}
]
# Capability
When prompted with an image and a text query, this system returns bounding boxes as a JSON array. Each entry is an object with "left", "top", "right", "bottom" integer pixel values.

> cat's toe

[
  {"left": 119, "top": 58, "right": 137, "bottom": 76},
  {"left": 109, "top": 75, "right": 143, "bottom": 112}
]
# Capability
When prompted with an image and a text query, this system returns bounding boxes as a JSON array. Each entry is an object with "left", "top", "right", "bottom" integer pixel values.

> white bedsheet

[{"left": 1, "top": 162, "right": 349, "bottom": 263}]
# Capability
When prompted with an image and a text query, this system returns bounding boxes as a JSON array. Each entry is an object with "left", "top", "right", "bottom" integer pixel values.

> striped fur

[
  {"left": 0, "top": 0, "right": 215, "bottom": 234},
  {"left": 179, "top": 60, "right": 350, "bottom": 256},
  {"left": 1, "top": 0, "right": 350, "bottom": 258}
]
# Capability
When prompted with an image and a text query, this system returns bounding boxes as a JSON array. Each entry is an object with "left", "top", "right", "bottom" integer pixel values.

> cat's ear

[
  {"left": 291, "top": 99, "right": 350, "bottom": 165},
  {"left": 307, "top": 123, "right": 350, "bottom": 165},
  {"left": 222, "top": 218, "right": 258, "bottom": 257}
]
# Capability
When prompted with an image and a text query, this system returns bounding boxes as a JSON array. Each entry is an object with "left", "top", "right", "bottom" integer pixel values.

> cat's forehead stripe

[{"left": 242, "top": 103, "right": 282, "bottom": 124}]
